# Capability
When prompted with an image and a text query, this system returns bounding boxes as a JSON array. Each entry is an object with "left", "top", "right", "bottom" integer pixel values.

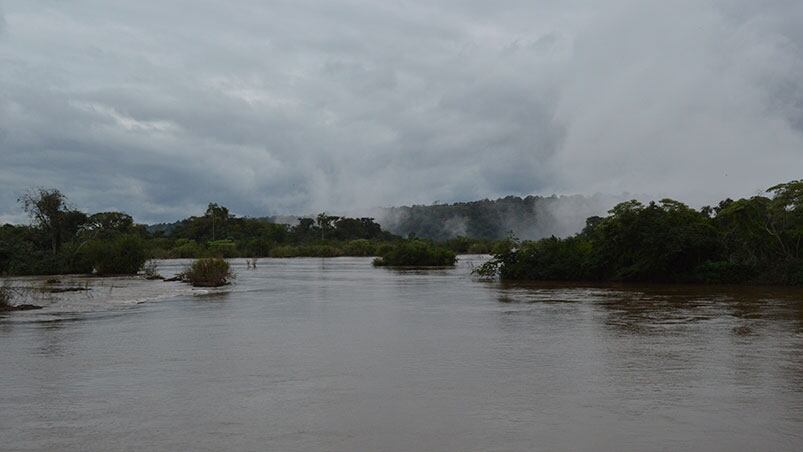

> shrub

[
  {"left": 299, "top": 245, "right": 342, "bottom": 257},
  {"left": 240, "top": 238, "right": 274, "bottom": 257},
  {"left": 694, "top": 261, "right": 755, "bottom": 284},
  {"left": 207, "top": 239, "right": 238, "bottom": 257},
  {"left": 86, "top": 235, "right": 147, "bottom": 275},
  {"left": 497, "top": 236, "right": 595, "bottom": 281},
  {"left": 171, "top": 239, "right": 205, "bottom": 258},
  {"left": 374, "top": 243, "right": 395, "bottom": 257},
  {"left": 343, "top": 239, "right": 376, "bottom": 256},
  {"left": 373, "top": 241, "right": 456, "bottom": 267},
  {"left": 270, "top": 244, "right": 344, "bottom": 257},
  {"left": 57, "top": 242, "right": 95, "bottom": 274},
  {"left": 183, "top": 257, "right": 233, "bottom": 287},
  {"left": 270, "top": 245, "right": 300, "bottom": 258}
]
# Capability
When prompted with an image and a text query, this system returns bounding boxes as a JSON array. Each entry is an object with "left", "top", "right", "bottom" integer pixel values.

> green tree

[
  {"left": 83, "top": 212, "right": 135, "bottom": 239},
  {"left": 18, "top": 188, "right": 86, "bottom": 255},
  {"left": 205, "top": 203, "right": 230, "bottom": 241}
]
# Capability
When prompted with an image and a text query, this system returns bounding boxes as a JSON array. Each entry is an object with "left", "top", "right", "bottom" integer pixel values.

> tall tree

[{"left": 18, "top": 188, "right": 85, "bottom": 255}]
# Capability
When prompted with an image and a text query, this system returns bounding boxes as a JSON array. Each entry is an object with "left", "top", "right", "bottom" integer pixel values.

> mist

[{"left": 374, "top": 193, "right": 632, "bottom": 240}]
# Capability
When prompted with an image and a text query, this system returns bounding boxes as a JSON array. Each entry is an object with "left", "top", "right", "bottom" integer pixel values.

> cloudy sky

[{"left": 1, "top": 0, "right": 801, "bottom": 223}]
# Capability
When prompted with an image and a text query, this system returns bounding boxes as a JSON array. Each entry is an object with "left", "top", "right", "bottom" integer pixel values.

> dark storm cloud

[{"left": 1, "top": 0, "right": 802, "bottom": 223}]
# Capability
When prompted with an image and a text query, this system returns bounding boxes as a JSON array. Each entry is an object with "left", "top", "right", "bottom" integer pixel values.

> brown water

[{"left": 1, "top": 256, "right": 802, "bottom": 451}]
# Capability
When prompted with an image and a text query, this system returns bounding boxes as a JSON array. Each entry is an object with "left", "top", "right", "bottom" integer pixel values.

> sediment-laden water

[{"left": 1, "top": 256, "right": 802, "bottom": 451}]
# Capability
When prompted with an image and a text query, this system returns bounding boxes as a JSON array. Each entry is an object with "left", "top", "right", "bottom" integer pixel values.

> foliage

[
  {"left": 169, "top": 239, "right": 205, "bottom": 258},
  {"left": 270, "top": 244, "right": 343, "bottom": 258},
  {"left": 477, "top": 179, "right": 803, "bottom": 285},
  {"left": 183, "top": 258, "right": 234, "bottom": 287},
  {"left": 207, "top": 239, "right": 238, "bottom": 257},
  {"left": 373, "top": 240, "right": 456, "bottom": 267},
  {"left": 86, "top": 234, "right": 148, "bottom": 275},
  {"left": 342, "top": 239, "right": 376, "bottom": 256},
  {"left": 3, "top": 180, "right": 802, "bottom": 285},
  {"left": 18, "top": 188, "right": 86, "bottom": 255}
]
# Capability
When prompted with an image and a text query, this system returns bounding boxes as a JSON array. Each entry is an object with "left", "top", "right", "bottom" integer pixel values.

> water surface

[{"left": 2, "top": 256, "right": 802, "bottom": 451}]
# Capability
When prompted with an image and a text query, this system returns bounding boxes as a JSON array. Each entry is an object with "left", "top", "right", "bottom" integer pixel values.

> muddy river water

[{"left": 1, "top": 256, "right": 802, "bottom": 451}]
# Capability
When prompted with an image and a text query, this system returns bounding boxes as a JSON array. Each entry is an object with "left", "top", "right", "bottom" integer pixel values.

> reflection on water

[{"left": 1, "top": 256, "right": 802, "bottom": 451}]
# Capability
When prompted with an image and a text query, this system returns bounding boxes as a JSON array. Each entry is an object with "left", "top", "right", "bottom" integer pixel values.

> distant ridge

[
  {"left": 373, "top": 194, "right": 629, "bottom": 241},
  {"left": 147, "top": 194, "right": 630, "bottom": 241}
]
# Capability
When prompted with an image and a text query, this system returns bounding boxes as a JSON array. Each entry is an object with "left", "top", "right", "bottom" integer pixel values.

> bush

[
  {"left": 374, "top": 243, "right": 394, "bottom": 257},
  {"left": 207, "top": 239, "right": 238, "bottom": 257},
  {"left": 86, "top": 235, "right": 148, "bottom": 275},
  {"left": 55, "top": 242, "right": 95, "bottom": 275},
  {"left": 694, "top": 261, "right": 755, "bottom": 284},
  {"left": 171, "top": 239, "right": 205, "bottom": 258},
  {"left": 240, "top": 238, "right": 274, "bottom": 257},
  {"left": 270, "top": 245, "right": 300, "bottom": 258},
  {"left": 498, "top": 237, "right": 595, "bottom": 281},
  {"left": 298, "top": 245, "right": 342, "bottom": 257},
  {"left": 270, "top": 244, "right": 345, "bottom": 257},
  {"left": 373, "top": 241, "right": 456, "bottom": 267},
  {"left": 343, "top": 239, "right": 376, "bottom": 256},
  {"left": 183, "top": 257, "right": 233, "bottom": 287}
]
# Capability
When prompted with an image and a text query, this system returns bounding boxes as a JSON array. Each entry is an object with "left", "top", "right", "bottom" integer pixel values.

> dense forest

[
  {"left": 377, "top": 194, "right": 624, "bottom": 241},
  {"left": 476, "top": 180, "right": 803, "bottom": 285},
  {"left": 0, "top": 189, "right": 468, "bottom": 276}
]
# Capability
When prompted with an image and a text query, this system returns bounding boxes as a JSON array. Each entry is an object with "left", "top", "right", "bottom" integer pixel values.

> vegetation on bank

[
  {"left": 475, "top": 180, "right": 803, "bottom": 285},
  {"left": 0, "top": 190, "right": 149, "bottom": 276},
  {"left": 373, "top": 241, "right": 457, "bottom": 267},
  {"left": 6, "top": 180, "right": 799, "bottom": 284},
  {"left": 0, "top": 189, "right": 502, "bottom": 277}
]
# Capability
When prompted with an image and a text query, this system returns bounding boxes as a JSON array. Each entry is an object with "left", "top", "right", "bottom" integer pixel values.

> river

[{"left": 1, "top": 256, "right": 802, "bottom": 451}]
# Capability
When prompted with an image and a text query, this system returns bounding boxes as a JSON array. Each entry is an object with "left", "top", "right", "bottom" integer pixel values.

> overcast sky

[{"left": 1, "top": 0, "right": 801, "bottom": 223}]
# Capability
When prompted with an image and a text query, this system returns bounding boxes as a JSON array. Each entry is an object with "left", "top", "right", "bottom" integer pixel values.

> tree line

[
  {"left": 476, "top": 180, "right": 803, "bottom": 285},
  {"left": 0, "top": 189, "right": 471, "bottom": 275}
]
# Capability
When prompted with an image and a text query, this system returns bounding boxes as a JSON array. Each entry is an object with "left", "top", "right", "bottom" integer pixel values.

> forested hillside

[{"left": 376, "top": 194, "right": 626, "bottom": 241}]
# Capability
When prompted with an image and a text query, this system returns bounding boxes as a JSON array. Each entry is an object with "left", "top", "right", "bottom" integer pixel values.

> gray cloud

[{"left": 1, "top": 0, "right": 802, "bottom": 224}]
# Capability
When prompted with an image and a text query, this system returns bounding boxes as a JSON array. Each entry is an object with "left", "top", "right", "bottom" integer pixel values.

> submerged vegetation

[
  {"left": 0, "top": 284, "right": 42, "bottom": 312},
  {"left": 476, "top": 180, "right": 803, "bottom": 285},
  {"left": 182, "top": 258, "right": 234, "bottom": 287},
  {"left": 373, "top": 241, "right": 457, "bottom": 267}
]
